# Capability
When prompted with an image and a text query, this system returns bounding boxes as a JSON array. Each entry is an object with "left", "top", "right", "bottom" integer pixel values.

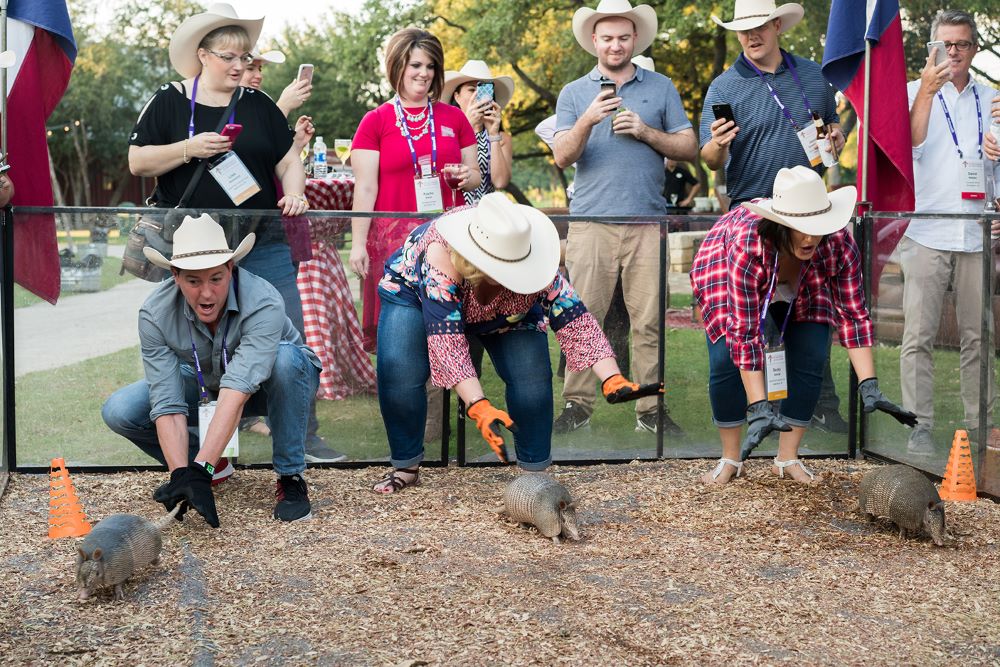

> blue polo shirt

[
  {"left": 556, "top": 66, "right": 692, "bottom": 216},
  {"left": 699, "top": 51, "right": 838, "bottom": 203}
]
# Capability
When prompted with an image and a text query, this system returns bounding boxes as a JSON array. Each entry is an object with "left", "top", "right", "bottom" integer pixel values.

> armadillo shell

[
  {"left": 859, "top": 465, "right": 941, "bottom": 533},
  {"left": 503, "top": 474, "right": 571, "bottom": 538},
  {"left": 79, "top": 514, "right": 162, "bottom": 587}
]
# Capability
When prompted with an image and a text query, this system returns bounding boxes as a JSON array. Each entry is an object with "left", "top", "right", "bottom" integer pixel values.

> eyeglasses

[
  {"left": 942, "top": 41, "right": 975, "bottom": 52},
  {"left": 207, "top": 50, "right": 254, "bottom": 66}
]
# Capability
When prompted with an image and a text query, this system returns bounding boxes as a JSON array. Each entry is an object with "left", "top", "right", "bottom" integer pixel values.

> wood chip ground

[{"left": 1, "top": 460, "right": 999, "bottom": 665}]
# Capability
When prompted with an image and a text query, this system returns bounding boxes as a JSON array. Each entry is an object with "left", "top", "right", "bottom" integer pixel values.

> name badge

[
  {"left": 198, "top": 401, "right": 239, "bottom": 458},
  {"left": 961, "top": 160, "right": 986, "bottom": 200},
  {"left": 414, "top": 175, "right": 444, "bottom": 213},
  {"left": 765, "top": 346, "right": 789, "bottom": 402},
  {"left": 208, "top": 152, "right": 262, "bottom": 206},
  {"left": 796, "top": 124, "right": 823, "bottom": 168}
]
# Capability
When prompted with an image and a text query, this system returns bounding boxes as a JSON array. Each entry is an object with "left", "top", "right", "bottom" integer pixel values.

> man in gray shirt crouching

[{"left": 102, "top": 214, "right": 321, "bottom": 526}]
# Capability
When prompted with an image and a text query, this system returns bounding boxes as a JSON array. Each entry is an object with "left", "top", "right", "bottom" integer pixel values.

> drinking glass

[
  {"left": 442, "top": 163, "right": 463, "bottom": 208},
  {"left": 334, "top": 139, "right": 351, "bottom": 171}
]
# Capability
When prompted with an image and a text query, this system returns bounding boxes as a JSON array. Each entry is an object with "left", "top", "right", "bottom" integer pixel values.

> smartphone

[
  {"left": 220, "top": 123, "right": 243, "bottom": 142},
  {"left": 599, "top": 78, "right": 616, "bottom": 96},
  {"left": 712, "top": 103, "right": 735, "bottom": 126},
  {"left": 475, "top": 82, "right": 494, "bottom": 103},
  {"left": 927, "top": 41, "right": 948, "bottom": 67},
  {"left": 297, "top": 63, "right": 314, "bottom": 84}
]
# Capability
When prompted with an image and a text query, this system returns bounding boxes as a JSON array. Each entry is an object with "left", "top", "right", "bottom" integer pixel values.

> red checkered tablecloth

[{"left": 299, "top": 176, "right": 376, "bottom": 400}]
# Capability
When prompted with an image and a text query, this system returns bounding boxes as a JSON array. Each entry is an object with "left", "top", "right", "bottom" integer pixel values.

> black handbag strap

[{"left": 176, "top": 86, "right": 242, "bottom": 208}]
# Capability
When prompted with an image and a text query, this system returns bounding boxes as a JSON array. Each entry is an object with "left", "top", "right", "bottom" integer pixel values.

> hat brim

[
  {"left": 743, "top": 186, "right": 857, "bottom": 236},
  {"left": 711, "top": 3, "right": 803, "bottom": 33},
  {"left": 0, "top": 51, "right": 15, "bottom": 68},
  {"left": 441, "top": 73, "right": 515, "bottom": 109},
  {"left": 573, "top": 5, "right": 658, "bottom": 57},
  {"left": 144, "top": 233, "right": 257, "bottom": 271},
  {"left": 436, "top": 208, "right": 561, "bottom": 295},
  {"left": 252, "top": 50, "right": 285, "bottom": 64},
  {"left": 169, "top": 12, "right": 264, "bottom": 79}
]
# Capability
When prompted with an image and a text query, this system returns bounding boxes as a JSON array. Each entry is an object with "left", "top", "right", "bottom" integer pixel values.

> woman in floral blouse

[{"left": 372, "top": 193, "right": 658, "bottom": 493}]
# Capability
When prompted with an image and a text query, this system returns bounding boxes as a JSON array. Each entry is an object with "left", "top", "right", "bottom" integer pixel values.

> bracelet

[
  {"left": 182, "top": 139, "right": 191, "bottom": 164},
  {"left": 488, "top": 134, "right": 502, "bottom": 143}
]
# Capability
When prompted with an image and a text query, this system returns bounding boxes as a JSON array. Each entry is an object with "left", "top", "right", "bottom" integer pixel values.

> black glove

[
  {"left": 858, "top": 377, "right": 918, "bottom": 427},
  {"left": 601, "top": 374, "right": 664, "bottom": 404},
  {"left": 152, "top": 463, "right": 220, "bottom": 528},
  {"left": 740, "top": 400, "right": 792, "bottom": 461}
]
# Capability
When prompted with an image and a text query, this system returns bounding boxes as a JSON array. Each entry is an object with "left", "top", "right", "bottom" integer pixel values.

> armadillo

[
  {"left": 76, "top": 504, "right": 181, "bottom": 600},
  {"left": 501, "top": 473, "right": 579, "bottom": 544},
  {"left": 858, "top": 465, "right": 947, "bottom": 546}
]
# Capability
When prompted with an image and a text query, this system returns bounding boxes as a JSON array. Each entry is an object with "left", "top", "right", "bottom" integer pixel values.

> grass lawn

[{"left": 13, "top": 256, "right": 135, "bottom": 309}]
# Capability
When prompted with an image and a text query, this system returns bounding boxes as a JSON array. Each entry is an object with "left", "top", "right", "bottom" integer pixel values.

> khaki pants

[
  {"left": 899, "top": 237, "right": 995, "bottom": 427},
  {"left": 563, "top": 222, "right": 665, "bottom": 416}
]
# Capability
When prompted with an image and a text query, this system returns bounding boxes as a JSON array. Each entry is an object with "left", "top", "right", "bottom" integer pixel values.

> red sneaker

[{"left": 211, "top": 457, "right": 235, "bottom": 486}]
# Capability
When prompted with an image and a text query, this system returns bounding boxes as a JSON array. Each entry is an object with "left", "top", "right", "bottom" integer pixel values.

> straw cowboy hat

[
  {"left": 441, "top": 60, "right": 515, "bottom": 109},
  {"left": 744, "top": 167, "right": 856, "bottom": 236},
  {"left": 169, "top": 3, "right": 264, "bottom": 79},
  {"left": 631, "top": 55, "right": 655, "bottom": 72},
  {"left": 250, "top": 48, "right": 286, "bottom": 65},
  {"left": 144, "top": 214, "right": 256, "bottom": 271},
  {"left": 436, "top": 193, "right": 560, "bottom": 294},
  {"left": 572, "top": 0, "right": 658, "bottom": 57},
  {"left": 0, "top": 51, "right": 15, "bottom": 68},
  {"left": 712, "top": 0, "right": 804, "bottom": 33}
]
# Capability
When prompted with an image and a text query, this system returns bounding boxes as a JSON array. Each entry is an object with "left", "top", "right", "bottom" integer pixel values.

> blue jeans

[
  {"left": 707, "top": 305, "right": 830, "bottom": 428},
  {"left": 376, "top": 297, "right": 553, "bottom": 470},
  {"left": 102, "top": 342, "right": 319, "bottom": 475}
]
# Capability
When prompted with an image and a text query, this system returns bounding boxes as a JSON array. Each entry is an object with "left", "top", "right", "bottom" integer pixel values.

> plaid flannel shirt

[{"left": 689, "top": 205, "right": 874, "bottom": 371}]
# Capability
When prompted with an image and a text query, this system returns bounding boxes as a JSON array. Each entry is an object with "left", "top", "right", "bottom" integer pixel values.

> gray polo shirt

[
  {"left": 555, "top": 66, "right": 692, "bottom": 216},
  {"left": 138, "top": 267, "right": 320, "bottom": 420}
]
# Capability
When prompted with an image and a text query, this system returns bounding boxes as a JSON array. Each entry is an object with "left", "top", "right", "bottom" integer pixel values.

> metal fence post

[
  {"left": 657, "top": 218, "right": 666, "bottom": 459},
  {"left": 852, "top": 211, "right": 874, "bottom": 459},
  {"left": 1, "top": 207, "right": 14, "bottom": 471},
  {"left": 978, "top": 215, "right": 991, "bottom": 487}
]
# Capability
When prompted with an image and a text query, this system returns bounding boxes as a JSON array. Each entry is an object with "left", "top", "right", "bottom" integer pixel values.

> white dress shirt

[{"left": 906, "top": 78, "right": 1000, "bottom": 252}]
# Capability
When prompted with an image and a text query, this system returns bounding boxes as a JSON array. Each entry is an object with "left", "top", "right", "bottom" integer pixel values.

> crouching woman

[{"left": 372, "top": 192, "right": 656, "bottom": 492}]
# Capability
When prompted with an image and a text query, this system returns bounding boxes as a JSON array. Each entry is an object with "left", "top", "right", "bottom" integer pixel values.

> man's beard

[{"left": 599, "top": 53, "right": 634, "bottom": 73}]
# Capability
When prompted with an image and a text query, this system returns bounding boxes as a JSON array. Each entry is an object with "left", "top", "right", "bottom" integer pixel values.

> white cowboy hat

[
  {"left": 0, "top": 51, "right": 15, "bottom": 68},
  {"left": 250, "top": 48, "right": 285, "bottom": 65},
  {"left": 169, "top": 3, "right": 264, "bottom": 79},
  {"left": 436, "top": 193, "right": 560, "bottom": 294},
  {"left": 144, "top": 213, "right": 256, "bottom": 271},
  {"left": 743, "top": 167, "right": 856, "bottom": 236},
  {"left": 573, "top": 0, "right": 658, "bottom": 57},
  {"left": 441, "top": 60, "right": 516, "bottom": 109},
  {"left": 711, "top": 0, "right": 804, "bottom": 33},
  {"left": 631, "top": 55, "right": 655, "bottom": 72}
]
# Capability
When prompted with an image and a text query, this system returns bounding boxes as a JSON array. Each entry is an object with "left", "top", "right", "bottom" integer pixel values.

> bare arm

[
  {"left": 553, "top": 89, "right": 620, "bottom": 168},
  {"left": 700, "top": 117, "right": 739, "bottom": 171},
  {"left": 129, "top": 133, "right": 233, "bottom": 177},
  {"left": 739, "top": 369, "right": 766, "bottom": 404},
  {"left": 277, "top": 79, "right": 312, "bottom": 118},
  {"left": 274, "top": 144, "right": 309, "bottom": 216},
  {"left": 846, "top": 346, "right": 875, "bottom": 383},
  {"left": 911, "top": 51, "right": 952, "bottom": 147},
  {"left": 488, "top": 132, "right": 513, "bottom": 189},
  {"left": 680, "top": 180, "right": 701, "bottom": 208},
  {"left": 155, "top": 413, "right": 191, "bottom": 471},
  {"left": 350, "top": 148, "right": 380, "bottom": 278}
]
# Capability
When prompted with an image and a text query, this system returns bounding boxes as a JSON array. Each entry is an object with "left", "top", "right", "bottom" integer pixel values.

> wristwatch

[{"left": 488, "top": 134, "right": 502, "bottom": 143}]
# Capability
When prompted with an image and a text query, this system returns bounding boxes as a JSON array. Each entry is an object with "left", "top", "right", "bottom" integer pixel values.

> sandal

[
  {"left": 371, "top": 467, "right": 420, "bottom": 494},
  {"left": 702, "top": 458, "right": 743, "bottom": 485},
  {"left": 772, "top": 458, "right": 816, "bottom": 483}
]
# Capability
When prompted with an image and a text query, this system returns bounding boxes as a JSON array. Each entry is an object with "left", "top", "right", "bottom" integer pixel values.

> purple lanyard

[
  {"left": 742, "top": 51, "right": 814, "bottom": 132},
  {"left": 188, "top": 315, "right": 233, "bottom": 403},
  {"left": 394, "top": 97, "right": 437, "bottom": 177},
  {"left": 759, "top": 252, "right": 808, "bottom": 344},
  {"left": 936, "top": 86, "right": 983, "bottom": 160},
  {"left": 188, "top": 75, "right": 237, "bottom": 139}
]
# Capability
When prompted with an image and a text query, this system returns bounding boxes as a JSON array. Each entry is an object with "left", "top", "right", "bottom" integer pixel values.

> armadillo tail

[{"left": 154, "top": 503, "right": 184, "bottom": 531}]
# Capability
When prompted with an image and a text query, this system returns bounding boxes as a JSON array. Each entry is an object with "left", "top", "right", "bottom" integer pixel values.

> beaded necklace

[{"left": 395, "top": 99, "right": 433, "bottom": 141}]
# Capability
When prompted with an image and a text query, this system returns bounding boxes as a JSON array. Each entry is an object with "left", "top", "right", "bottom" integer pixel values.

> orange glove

[
  {"left": 466, "top": 398, "right": 516, "bottom": 463},
  {"left": 602, "top": 374, "right": 664, "bottom": 404}
]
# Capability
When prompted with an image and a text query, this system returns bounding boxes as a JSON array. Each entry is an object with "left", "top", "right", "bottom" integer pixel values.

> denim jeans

[
  {"left": 102, "top": 342, "right": 319, "bottom": 475},
  {"left": 707, "top": 303, "right": 830, "bottom": 427},
  {"left": 377, "top": 297, "right": 554, "bottom": 470}
]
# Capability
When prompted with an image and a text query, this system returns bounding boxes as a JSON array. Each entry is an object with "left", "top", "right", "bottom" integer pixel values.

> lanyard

[
  {"left": 188, "top": 75, "right": 237, "bottom": 139},
  {"left": 936, "top": 86, "right": 983, "bottom": 160},
  {"left": 394, "top": 97, "right": 437, "bottom": 177},
  {"left": 759, "top": 253, "right": 808, "bottom": 344},
  {"left": 188, "top": 309, "right": 234, "bottom": 402},
  {"left": 742, "top": 51, "right": 814, "bottom": 132}
]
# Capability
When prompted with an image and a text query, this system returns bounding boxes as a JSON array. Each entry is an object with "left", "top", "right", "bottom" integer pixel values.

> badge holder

[
  {"left": 961, "top": 160, "right": 986, "bottom": 200},
  {"left": 414, "top": 154, "right": 443, "bottom": 213},
  {"left": 208, "top": 151, "right": 262, "bottom": 206},
  {"left": 199, "top": 401, "right": 240, "bottom": 458}
]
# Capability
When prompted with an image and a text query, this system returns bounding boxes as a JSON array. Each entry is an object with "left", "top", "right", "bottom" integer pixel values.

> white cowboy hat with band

[
  {"left": 712, "top": 0, "right": 804, "bottom": 33},
  {"left": 250, "top": 48, "right": 286, "bottom": 65},
  {"left": 743, "top": 166, "right": 856, "bottom": 236},
  {"left": 0, "top": 51, "right": 15, "bottom": 68},
  {"left": 631, "top": 55, "right": 655, "bottom": 72},
  {"left": 144, "top": 213, "right": 256, "bottom": 271},
  {"left": 169, "top": 2, "right": 264, "bottom": 79},
  {"left": 441, "top": 60, "right": 516, "bottom": 109},
  {"left": 436, "top": 192, "right": 560, "bottom": 295},
  {"left": 572, "top": 0, "right": 658, "bottom": 57}
]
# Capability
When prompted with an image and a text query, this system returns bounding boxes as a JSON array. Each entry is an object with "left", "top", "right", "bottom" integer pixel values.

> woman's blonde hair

[
  {"left": 384, "top": 28, "right": 444, "bottom": 100},
  {"left": 199, "top": 26, "right": 251, "bottom": 54},
  {"left": 450, "top": 250, "right": 489, "bottom": 287}
]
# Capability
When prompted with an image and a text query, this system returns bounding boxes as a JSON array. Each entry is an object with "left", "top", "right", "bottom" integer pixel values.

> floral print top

[{"left": 378, "top": 214, "right": 614, "bottom": 388}]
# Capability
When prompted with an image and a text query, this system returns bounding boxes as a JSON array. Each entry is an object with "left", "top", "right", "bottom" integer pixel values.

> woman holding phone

[
  {"left": 241, "top": 49, "right": 315, "bottom": 152},
  {"left": 349, "top": 28, "right": 480, "bottom": 353},
  {"left": 441, "top": 60, "right": 515, "bottom": 205}
]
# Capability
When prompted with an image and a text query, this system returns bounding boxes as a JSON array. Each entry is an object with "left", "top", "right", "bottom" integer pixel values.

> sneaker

[
  {"left": 635, "top": 412, "right": 685, "bottom": 436},
  {"left": 906, "top": 427, "right": 935, "bottom": 456},
  {"left": 810, "top": 407, "right": 849, "bottom": 434},
  {"left": 304, "top": 435, "right": 348, "bottom": 463},
  {"left": 274, "top": 474, "right": 312, "bottom": 522},
  {"left": 553, "top": 401, "right": 591, "bottom": 434},
  {"left": 211, "top": 457, "right": 234, "bottom": 487}
]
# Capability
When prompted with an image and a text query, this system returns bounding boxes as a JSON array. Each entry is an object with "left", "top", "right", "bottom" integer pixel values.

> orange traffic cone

[
  {"left": 48, "top": 457, "right": 91, "bottom": 538},
  {"left": 940, "top": 430, "right": 977, "bottom": 502}
]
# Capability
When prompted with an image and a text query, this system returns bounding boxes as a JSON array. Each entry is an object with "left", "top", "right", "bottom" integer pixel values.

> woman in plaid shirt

[{"left": 690, "top": 167, "right": 915, "bottom": 485}]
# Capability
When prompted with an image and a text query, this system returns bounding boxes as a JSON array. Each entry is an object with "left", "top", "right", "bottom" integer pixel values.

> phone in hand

[
  {"left": 927, "top": 41, "right": 948, "bottom": 67},
  {"left": 297, "top": 63, "right": 314, "bottom": 84},
  {"left": 220, "top": 123, "right": 243, "bottom": 142},
  {"left": 712, "top": 103, "right": 735, "bottom": 126},
  {"left": 599, "top": 78, "right": 616, "bottom": 97},
  {"left": 475, "top": 82, "right": 494, "bottom": 103}
]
